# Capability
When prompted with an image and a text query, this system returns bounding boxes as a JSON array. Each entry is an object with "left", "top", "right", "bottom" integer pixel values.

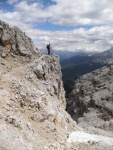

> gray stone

[
  {"left": 0, "top": 46, "right": 3, "bottom": 54},
  {"left": 1, "top": 19, "right": 110, "bottom": 150},
  {"left": 67, "top": 65, "right": 113, "bottom": 135},
  {"left": 33, "top": 63, "right": 44, "bottom": 79},
  {"left": 14, "top": 27, "right": 38, "bottom": 56},
  {"left": 1, "top": 29, "right": 11, "bottom": 46},
  {"left": 0, "top": 20, "right": 39, "bottom": 56},
  {"left": 1, "top": 52, "right": 7, "bottom": 58}
]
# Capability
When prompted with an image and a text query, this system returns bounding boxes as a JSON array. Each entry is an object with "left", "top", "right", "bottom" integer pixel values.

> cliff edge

[
  {"left": 1, "top": 20, "right": 113, "bottom": 150},
  {"left": 0, "top": 20, "right": 80, "bottom": 150}
]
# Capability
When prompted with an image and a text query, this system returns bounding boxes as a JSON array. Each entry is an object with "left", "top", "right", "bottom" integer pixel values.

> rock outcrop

[
  {"left": 67, "top": 63, "right": 113, "bottom": 137},
  {"left": 0, "top": 20, "right": 37, "bottom": 56},
  {"left": 1, "top": 20, "right": 113, "bottom": 150},
  {"left": 0, "top": 20, "right": 81, "bottom": 150}
]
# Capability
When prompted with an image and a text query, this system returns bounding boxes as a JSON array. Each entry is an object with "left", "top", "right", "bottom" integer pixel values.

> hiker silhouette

[{"left": 46, "top": 44, "right": 50, "bottom": 55}]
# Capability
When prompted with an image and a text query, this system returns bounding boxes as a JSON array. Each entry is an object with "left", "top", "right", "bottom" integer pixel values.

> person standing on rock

[{"left": 46, "top": 44, "right": 50, "bottom": 55}]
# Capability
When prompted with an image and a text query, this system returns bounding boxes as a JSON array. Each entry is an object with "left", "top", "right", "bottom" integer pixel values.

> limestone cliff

[
  {"left": 0, "top": 20, "right": 81, "bottom": 150},
  {"left": 67, "top": 63, "right": 113, "bottom": 137},
  {"left": 1, "top": 20, "right": 113, "bottom": 150},
  {"left": 0, "top": 20, "right": 37, "bottom": 56}
]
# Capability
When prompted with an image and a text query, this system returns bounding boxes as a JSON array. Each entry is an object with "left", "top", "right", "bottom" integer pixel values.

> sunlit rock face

[
  {"left": 1, "top": 19, "right": 113, "bottom": 150},
  {"left": 0, "top": 20, "right": 38, "bottom": 56},
  {"left": 0, "top": 20, "right": 80, "bottom": 150}
]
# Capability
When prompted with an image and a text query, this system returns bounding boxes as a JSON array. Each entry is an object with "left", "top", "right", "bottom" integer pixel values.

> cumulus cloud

[
  {"left": 14, "top": 1, "right": 48, "bottom": 23},
  {"left": 49, "top": 0, "right": 113, "bottom": 26},
  {"left": 1, "top": 0, "right": 113, "bottom": 52},
  {"left": 10, "top": 0, "right": 113, "bottom": 26},
  {"left": 28, "top": 26, "right": 113, "bottom": 52},
  {"left": 7, "top": 0, "right": 19, "bottom": 5},
  {"left": 5, "top": 0, "right": 113, "bottom": 26}
]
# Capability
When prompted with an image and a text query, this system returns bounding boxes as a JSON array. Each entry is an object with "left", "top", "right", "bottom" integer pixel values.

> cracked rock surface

[
  {"left": 0, "top": 20, "right": 80, "bottom": 150},
  {"left": 67, "top": 64, "right": 113, "bottom": 139},
  {"left": 1, "top": 20, "right": 113, "bottom": 150}
]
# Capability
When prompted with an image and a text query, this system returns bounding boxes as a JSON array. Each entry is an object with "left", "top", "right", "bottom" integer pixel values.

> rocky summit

[{"left": 0, "top": 20, "right": 113, "bottom": 150}]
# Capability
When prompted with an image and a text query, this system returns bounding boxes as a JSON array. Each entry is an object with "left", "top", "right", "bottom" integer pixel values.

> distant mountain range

[
  {"left": 54, "top": 50, "right": 86, "bottom": 61},
  {"left": 40, "top": 49, "right": 86, "bottom": 61},
  {"left": 61, "top": 48, "right": 113, "bottom": 97}
]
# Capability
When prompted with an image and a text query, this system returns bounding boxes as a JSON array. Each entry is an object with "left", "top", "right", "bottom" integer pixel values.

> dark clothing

[{"left": 46, "top": 44, "right": 50, "bottom": 55}]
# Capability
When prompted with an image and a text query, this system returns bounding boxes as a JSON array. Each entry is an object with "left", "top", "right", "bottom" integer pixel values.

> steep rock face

[
  {"left": 1, "top": 20, "right": 113, "bottom": 150},
  {"left": 0, "top": 20, "right": 81, "bottom": 150},
  {"left": 0, "top": 20, "right": 38, "bottom": 56},
  {"left": 33, "top": 55, "right": 66, "bottom": 109},
  {"left": 67, "top": 63, "right": 113, "bottom": 136}
]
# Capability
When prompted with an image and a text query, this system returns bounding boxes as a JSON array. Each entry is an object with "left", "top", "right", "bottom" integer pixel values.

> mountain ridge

[
  {"left": 61, "top": 48, "right": 113, "bottom": 96},
  {"left": 1, "top": 19, "right": 113, "bottom": 150},
  {"left": 67, "top": 63, "right": 113, "bottom": 138},
  {"left": 0, "top": 20, "right": 81, "bottom": 149}
]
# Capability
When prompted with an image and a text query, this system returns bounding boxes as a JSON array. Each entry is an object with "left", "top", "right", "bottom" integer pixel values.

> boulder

[
  {"left": 1, "top": 51, "right": 7, "bottom": 58},
  {"left": 33, "top": 63, "right": 45, "bottom": 79},
  {"left": 0, "top": 20, "right": 39, "bottom": 56},
  {"left": 1, "top": 29, "right": 11, "bottom": 46}
]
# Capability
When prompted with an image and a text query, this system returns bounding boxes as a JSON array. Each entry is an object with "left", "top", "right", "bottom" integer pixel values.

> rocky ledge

[
  {"left": 1, "top": 20, "right": 113, "bottom": 150},
  {"left": 0, "top": 20, "right": 80, "bottom": 150}
]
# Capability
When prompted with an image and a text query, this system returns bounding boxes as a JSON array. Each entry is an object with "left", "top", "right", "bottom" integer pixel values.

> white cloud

[
  {"left": 1, "top": 0, "right": 113, "bottom": 53},
  {"left": 45, "top": 0, "right": 113, "bottom": 26},
  {"left": 7, "top": 0, "right": 19, "bottom": 5},
  {"left": 27, "top": 26, "right": 113, "bottom": 52},
  {"left": 14, "top": 1, "right": 48, "bottom": 22},
  {"left": 5, "top": 0, "right": 113, "bottom": 26}
]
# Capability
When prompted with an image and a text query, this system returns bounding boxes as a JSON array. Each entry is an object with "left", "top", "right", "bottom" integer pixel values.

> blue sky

[{"left": 1, "top": 0, "right": 113, "bottom": 52}]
